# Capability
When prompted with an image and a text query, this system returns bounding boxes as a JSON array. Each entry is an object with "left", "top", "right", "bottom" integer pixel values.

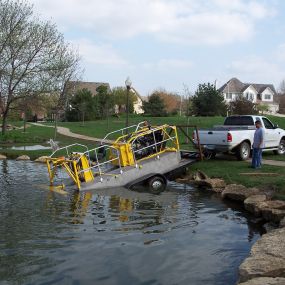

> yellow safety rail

[
  {"left": 46, "top": 124, "right": 180, "bottom": 190},
  {"left": 110, "top": 124, "right": 179, "bottom": 167}
]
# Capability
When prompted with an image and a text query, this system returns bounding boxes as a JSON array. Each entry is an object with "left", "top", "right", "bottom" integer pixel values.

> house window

[
  {"left": 245, "top": 92, "right": 253, "bottom": 101},
  {"left": 264, "top": 94, "right": 271, "bottom": 100},
  {"left": 226, "top": 93, "right": 232, "bottom": 100}
]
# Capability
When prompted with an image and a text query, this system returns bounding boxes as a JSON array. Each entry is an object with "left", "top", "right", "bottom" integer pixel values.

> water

[
  {"left": 0, "top": 160, "right": 263, "bottom": 285},
  {"left": 0, "top": 145, "right": 51, "bottom": 151}
]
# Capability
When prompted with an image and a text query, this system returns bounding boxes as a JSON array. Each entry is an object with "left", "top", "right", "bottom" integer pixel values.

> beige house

[
  {"left": 130, "top": 87, "right": 144, "bottom": 114},
  {"left": 219, "top": 78, "right": 279, "bottom": 114}
]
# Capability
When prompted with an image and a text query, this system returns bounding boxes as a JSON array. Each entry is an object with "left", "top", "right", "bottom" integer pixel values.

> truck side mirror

[{"left": 274, "top": 124, "right": 279, "bottom": 129}]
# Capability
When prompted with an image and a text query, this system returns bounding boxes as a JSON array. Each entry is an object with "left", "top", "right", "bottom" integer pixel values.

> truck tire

[
  {"left": 147, "top": 176, "right": 166, "bottom": 194},
  {"left": 273, "top": 139, "right": 285, "bottom": 155},
  {"left": 236, "top": 142, "right": 250, "bottom": 161}
]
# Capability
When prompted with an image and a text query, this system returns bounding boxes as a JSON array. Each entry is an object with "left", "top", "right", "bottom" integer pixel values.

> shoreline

[{"left": 177, "top": 171, "right": 285, "bottom": 284}]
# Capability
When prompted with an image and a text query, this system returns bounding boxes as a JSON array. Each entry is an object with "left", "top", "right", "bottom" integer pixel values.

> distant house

[
  {"left": 67, "top": 80, "right": 144, "bottom": 114},
  {"left": 66, "top": 81, "right": 111, "bottom": 96},
  {"left": 219, "top": 78, "right": 279, "bottom": 114},
  {"left": 130, "top": 87, "right": 144, "bottom": 114}
]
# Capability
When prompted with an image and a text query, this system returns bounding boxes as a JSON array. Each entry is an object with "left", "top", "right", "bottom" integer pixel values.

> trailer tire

[
  {"left": 148, "top": 176, "right": 166, "bottom": 194},
  {"left": 236, "top": 141, "right": 250, "bottom": 161},
  {"left": 273, "top": 139, "right": 285, "bottom": 155}
]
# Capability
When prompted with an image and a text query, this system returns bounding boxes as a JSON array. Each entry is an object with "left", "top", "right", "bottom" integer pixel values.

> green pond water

[{"left": 0, "top": 160, "right": 264, "bottom": 285}]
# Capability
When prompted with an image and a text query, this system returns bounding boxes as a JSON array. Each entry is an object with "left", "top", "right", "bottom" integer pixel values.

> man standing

[{"left": 251, "top": 119, "right": 265, "bottom": 169}]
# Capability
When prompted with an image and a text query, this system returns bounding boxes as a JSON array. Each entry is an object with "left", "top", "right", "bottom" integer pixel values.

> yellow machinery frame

[{"left": 46, "top": 124, "right": 180, "bottom": 190}]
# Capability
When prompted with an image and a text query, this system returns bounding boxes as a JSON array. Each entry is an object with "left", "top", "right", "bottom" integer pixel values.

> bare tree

[
  {"left": 0, "top": 0, "right": 80, "bottom": 135},
  {"left": 279, "top": 79, "right": 285, "bottom": 95}
]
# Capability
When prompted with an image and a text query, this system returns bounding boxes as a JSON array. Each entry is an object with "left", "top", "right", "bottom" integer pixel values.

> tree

[
  {"left": 66, "top": 88, "right": 96, "bottom": 123},
  {"left": 229, "top": 95, "right": 257, "bottom": 115},
  {"left": 111, "top": 86, "right": 136, "bottom": 114},
  {"left": 192, "top": 83, "right": 227, "bottom": 116},
  {"left": 150, "top": 89, "right": 180, "bottom": 114},
  {"left": 0, "top": 0, "right": 80, "bottom": 135},
  {"left": 143, "top": 94, "right": 167, "bottom": 116},
  {"left": 96, "top": 85, "right": 114, "bottom": 119},
  {"left": 256, "top": 104, "right": 269, "bottom": 115},
  {"left": 279, "top": 79, "right": 285, "bottom": 94}
]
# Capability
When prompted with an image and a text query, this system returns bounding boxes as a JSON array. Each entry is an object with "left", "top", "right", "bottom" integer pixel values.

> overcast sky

[{"left": 31, "top": 0, "right": 285, "bottom": 96}]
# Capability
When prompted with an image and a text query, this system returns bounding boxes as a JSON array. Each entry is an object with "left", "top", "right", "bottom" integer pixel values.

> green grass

[
  {"left": 189, "top": 158, "right": 285, "bottom": 200},
  {"left": 0, "top": 124, "right": 96, "bottom": 159}
]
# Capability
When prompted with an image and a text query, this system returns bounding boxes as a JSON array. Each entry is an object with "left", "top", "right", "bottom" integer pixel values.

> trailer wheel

[
  {"left": 273, "top": 139, "right": 285, "bottom": 155},
  {"left": 236, "top": 141, "right": 250, "bottom": 161},
  {"left": 147, "top": 176, "right": 166, "bottom": 194},
  {"left": 203, "top": 150, "right": 216, "bottom": 160}
]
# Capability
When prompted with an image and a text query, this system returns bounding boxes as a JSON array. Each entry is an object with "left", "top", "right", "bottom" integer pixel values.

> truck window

[
  {"left": 224, "top": 116, "right": 254, "bottom": 126},
  {"left": 262, "top": 118, "right": 274, "bottom": 129}
]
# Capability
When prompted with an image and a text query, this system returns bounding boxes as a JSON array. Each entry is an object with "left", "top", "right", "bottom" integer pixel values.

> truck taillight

[{"left": 227, "top": 133, "right": 232, "bottom": 142}]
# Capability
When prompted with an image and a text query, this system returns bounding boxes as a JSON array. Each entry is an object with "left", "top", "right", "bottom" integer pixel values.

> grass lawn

[
  {"left": 0, "top": 124, "right": 96, "bottom": 160},
  {"left": 1, "top": 115, "right": 285, "bottom": 198},
  {"left": 190, "top": 158, "right": 285, "bottom": 200}
]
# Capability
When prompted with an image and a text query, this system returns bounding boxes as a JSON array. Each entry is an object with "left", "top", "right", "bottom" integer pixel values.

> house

[
  {"left": 67, "top": 81, "right": 144, "bottom": 114},
  {"left": 219, "top": 78, "right": 279, "bottom": 114},
  {"left": 66, "top": 81, "right": 111, "bottom": 96},
  {"left": 130, "top": 87, "right": 144, "bottom": 114}
]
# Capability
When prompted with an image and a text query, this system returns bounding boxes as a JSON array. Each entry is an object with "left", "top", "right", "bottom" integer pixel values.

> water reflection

[{"left": 0, "top": 161, "right": 264, "bottom": 285}]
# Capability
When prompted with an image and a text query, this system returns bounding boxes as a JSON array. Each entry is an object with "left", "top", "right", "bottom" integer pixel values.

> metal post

[{"left": 126, "top": 86, "right": 130, "bottom": 129}]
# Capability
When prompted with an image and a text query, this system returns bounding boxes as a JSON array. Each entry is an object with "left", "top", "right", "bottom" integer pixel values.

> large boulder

[
  {"left": 222, "top": 184, "right": 260, "bottom": 202},
  {"left": 16, "top": 155, "right": 30, "bottom": 161},
  {"left": 244, "top": 195, "right": 268, "bottom": 216},
  {"left": 176, "top": 176, "right": 226, "bottom": 193},
  {"left": 279, "top": 217, "right": 285, "bottom": 228},
  {"left": 239, "top": 228, "right": 285, "bottom": 282},
  {"left": 238, "top": 277, "right": 285, "bottom": 285},
  {"left": 34, "top": 156, "right": 49, "bottom": 163},
  {"left": 260, "top": 201, "right": 285, "bottom": 223},
  {"left": 0, "top": 154, "right": 7, "bottom": 160}
]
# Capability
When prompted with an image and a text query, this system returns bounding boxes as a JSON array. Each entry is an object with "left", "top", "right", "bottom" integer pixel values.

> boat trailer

[{"left": 46, "top": 122, "right": 199, "bottom": 193}]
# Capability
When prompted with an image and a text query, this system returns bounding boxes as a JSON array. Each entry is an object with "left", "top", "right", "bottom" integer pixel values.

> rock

[
  {"left": 260, "top": 200, "right": 285, "bottom": 223},
  {"left": 238, "top": 277, "right": 285, "bottom": 285},
  {"left": 34, "top": 156, "right": 49, "bottom": 163},
  {"left": 0, "top": 154, "right": 7, "bottom": 160},
  {"left": 263, "top": 222, "right": 278, "bottom": 233},
  {"left": 239, "top": 227, "right": 285, "bottom": 282},
  {"left": 191, "top": 170, "right": 209, "bottom": 181},
  {"left": 244, "top": 195, "right": 267, "bottom": 216},
  {"left": 279, "top": 217, "right": 285, "bottom": 228},
  {"left": 16, "top": 155, "right": 30, "bottom": 161},
  {"left": 176, "top": 176, "right": 226, "bottom": 193},
  {"left": 222, "top": 184, "right": 260, "bottom": 202}
]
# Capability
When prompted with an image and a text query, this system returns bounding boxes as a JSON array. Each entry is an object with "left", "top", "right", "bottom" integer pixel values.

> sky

[{"left": 30, "top": 0, "right": 285, "bottom": 96}]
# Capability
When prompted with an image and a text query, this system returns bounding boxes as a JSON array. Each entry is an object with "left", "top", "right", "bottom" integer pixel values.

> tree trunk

[{"left": 1, "top": 108, "right": 9, "bottom": 136}]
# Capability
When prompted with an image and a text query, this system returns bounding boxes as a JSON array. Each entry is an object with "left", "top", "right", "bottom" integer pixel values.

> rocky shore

[{"left": 177, "top": 171, "right": 285, "bottom": 285}]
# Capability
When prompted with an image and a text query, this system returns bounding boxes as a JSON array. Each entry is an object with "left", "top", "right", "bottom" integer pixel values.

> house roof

[
  {"left": 66, "top": 81, "right": 111, "bottom": 96},
  {"left": 219, "top": 78, "right": 277, "bottom": 95},
  {"left": 130, "top": 87, "right": 144, "bottom": 101}
]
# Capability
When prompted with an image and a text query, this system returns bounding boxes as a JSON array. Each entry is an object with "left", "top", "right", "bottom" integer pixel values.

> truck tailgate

[{"left": 198, "top": 130, "right": 228, "bottom": 147}]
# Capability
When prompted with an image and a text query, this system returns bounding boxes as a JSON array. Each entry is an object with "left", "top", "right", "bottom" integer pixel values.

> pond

[
  {"left": 0, "top": 160, "right": 264, "bottom": 285},
  {"left": 0, "top": 145, "right": 51, "bottom": 151}
]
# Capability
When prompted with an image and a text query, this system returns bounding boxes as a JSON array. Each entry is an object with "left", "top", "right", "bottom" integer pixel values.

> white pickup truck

[{"left": 193, "top": 115, "right": 285, "bottom": 160}]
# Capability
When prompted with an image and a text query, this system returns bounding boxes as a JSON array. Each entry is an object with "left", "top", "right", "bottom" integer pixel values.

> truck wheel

[
  {"left": 273, "top": 139, "right": 285, "bottom": 155},
  {"left": 236, "top": 142, "right": 250, "bottom": 161},
  {"left": 147, "top": 176, "right": 166, "bottom": 194}
]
